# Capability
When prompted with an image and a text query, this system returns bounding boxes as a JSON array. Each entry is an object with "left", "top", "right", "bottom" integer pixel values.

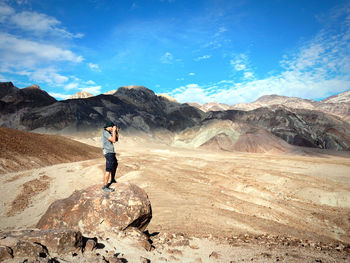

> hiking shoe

[{"left": 102, "top": 186, "right": 114, "bottom": 192}]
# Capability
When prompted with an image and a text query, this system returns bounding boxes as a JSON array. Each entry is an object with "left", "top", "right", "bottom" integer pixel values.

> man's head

[{"left": 104, "top": 121, "right": 115, "bottom": 131}]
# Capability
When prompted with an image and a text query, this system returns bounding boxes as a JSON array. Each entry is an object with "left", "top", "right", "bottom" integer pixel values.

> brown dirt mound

[
  {"left": 0, "top": 126, "right": 101, "bottom": 174},
  {"left": 233, "top": 129, "right": 294, "bottom": 153},
  {"left": 201, "top": 129, "right": 294, "bottom": 153}
]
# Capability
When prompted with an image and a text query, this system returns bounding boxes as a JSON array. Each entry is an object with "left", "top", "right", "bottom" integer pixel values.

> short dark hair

[{"left": 104, "top": 121, "right": 114, "bottom": 128}]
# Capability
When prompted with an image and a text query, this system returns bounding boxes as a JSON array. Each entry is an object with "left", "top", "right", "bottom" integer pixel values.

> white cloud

[
  {"left": 214, "top": 27, "right": 227, "bottom": 37},
  {"left": 186, "top": 83, "right": 199, "bottom": 88},
  {"left": 85, "top": 80, "right": 96, "bottom": 85},
  {"left": 160, "top": 52, "right": 174, "bottom": 64},
  {"left": 88, "top": 63, "right": 101, "bottom": 72},
  {"left": 48, "top": 92, "right": 71, "bottom": 100},
  {"left": 173, "top": 85, "right": 209, "bottom": 105},
  {"left": 0, "top": 4, "right": 83, "bottom": 38},
  {"left": 0, "top": 33, "right": 83, "bottom": 67},
  {"left": 0, "top": 3, "right": 84, "bottom": 89},
  {"left": 195, "top": 55, "right": 211, "bottom": 61},
  {"left": 0, "top": 3, "right": 14, "bottom": 20},
  {"left": 188, "top": 72, "right": 195, "bottom": 76},
  {"left": 64, "top": 82, "right": 79, "bottom": 90},
  {"left": 29, "top": 68, "right": 69, "bottom": 85},
  {"left": 171, "top": 6, "right": 350, "bottom": 105},
  {"left": 244, "top": 72, "right": 254, "bottom": 79},
  {"left": 230, "top": 54, "right": 248, "bottom": 71},
  {"left": 80, "top": 86, "right": 102, "bottom": 95}
]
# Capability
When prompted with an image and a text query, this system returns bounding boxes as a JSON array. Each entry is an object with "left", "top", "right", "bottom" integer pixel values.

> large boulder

[{"left": 36, "top": 183, "right": 152, "bottom": 237}]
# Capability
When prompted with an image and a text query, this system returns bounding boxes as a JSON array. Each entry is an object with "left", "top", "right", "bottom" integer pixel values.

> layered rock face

[
  {"left": 37, "top": 183, "right": 152, "bottom": 237},
  {"left": 203, "top": 106, "right": 350, "bottom": 150}
]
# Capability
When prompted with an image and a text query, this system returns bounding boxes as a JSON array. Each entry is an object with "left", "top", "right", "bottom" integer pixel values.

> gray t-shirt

[{"left": 102, "top": 129, "right": 115, "bottom": 155}]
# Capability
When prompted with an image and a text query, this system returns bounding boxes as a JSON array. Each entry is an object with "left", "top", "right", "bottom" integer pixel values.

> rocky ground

[{"left": 1, "top": 134, "right": 350, "bottom": 262}]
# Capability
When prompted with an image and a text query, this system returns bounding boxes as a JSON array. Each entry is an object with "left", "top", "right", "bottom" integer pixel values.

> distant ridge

[
  {"left": 68, "top": 91, "right": 93, "bottom": 99},
  {"left": 322, "top": 91, "right": 350, "bottom": 104},
  {"left": 1, "top": 82, "right": 350, "bottom": 151},
  {"left": 103, "top": 90, "right": 117, "bottom": 95}
]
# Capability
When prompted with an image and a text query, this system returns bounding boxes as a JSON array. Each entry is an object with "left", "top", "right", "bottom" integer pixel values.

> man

[{"left": 101, "top": 121, "right": 119, "bottom": 192}]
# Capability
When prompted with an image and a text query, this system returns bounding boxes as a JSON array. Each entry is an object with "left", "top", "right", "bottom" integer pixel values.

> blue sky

[{"left": 0, "top": 0, "right": 349, "bottom": 104}]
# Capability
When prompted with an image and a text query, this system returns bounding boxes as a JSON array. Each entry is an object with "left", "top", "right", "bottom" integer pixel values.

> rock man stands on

[{"left": 101, "top": 121, "right": 119, "bottom": 192}]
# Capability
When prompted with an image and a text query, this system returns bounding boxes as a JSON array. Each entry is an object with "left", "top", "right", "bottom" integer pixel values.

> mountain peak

[
  {"left": 322, "top": 90, "right": 350, "bottom": 104},
  {"left": 24, "top": 84, "right": 41, "bottom": 90},
  {"left": 158, "top": 93, "right": 177, "bottom": 102},
  {"left": 68, "top": 91, "right": 94, "bottom": 99},
  {"left": 104, "top": 90, "right": 117, "bottom": 95},
  {"left": 116, "top": 85, "right": 156, "bottom": 97}
]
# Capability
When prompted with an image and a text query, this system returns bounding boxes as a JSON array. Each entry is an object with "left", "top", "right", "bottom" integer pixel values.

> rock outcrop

[
  {"left": 37, "top": 183, "right": 152, "bottom": 237},
  {"left": 0, "top": 229, "right": 83, "bottom": 260},
  {"left": 203, "top": 106, "right": 350, "bottom": 151}
]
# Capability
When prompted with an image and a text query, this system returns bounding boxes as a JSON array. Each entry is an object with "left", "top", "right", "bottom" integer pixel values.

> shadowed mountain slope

[
  {"left": 0, "top": 82, "right": 56, "bottom": 113},
  {"left": 1, "top": 84, "right": 204, "bottom": 133}
]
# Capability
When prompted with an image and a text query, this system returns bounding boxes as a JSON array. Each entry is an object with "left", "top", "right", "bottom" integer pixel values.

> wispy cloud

[
  {"left": 0, "top": 33, "right": 83, "bottom": 66},
  {"left": 188, "top": 72, "right": 195, "bottom": 76},
  {"left": 88, "top": 62, "right": 101, "bottom": 72},
  {"left": 160, "top": 52, "right": 174, "bottom": 64},
  {"left": 0, "top": 3, "right": 82, "bottom": 38},
  {"left": 0, "top": 2, "right": 89, "bottom": 92},
  {"left": 195, "top": 55, "right": 211, "bottom": 61},
  {"left": 230, "top": 53, "right": 254, "bottom": 80},
  {"left": 64, "top": 82, "right": 79, "bottom": 90},
  {"left": 171, "top": 4, "right": 350, "bottom": 104},
  {"left": 80, "top": 85, "right": 102, "bottom": 95}
]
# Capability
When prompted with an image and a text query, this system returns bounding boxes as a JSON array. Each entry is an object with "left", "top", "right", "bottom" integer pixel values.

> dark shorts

[{"left": 104, "top": 153, "right": 118, "bottom": 172}]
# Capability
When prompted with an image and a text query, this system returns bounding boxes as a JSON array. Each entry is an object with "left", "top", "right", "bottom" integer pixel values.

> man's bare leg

[
  {"left": 102, "top": 172, "right": 114, "bottom": 192},
  {"left": 104, "top": 171, "right": 111, "bottom": 186}
]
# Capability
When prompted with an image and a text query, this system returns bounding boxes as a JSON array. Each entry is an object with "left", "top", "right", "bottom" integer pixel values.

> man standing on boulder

[{"left": 101, "top": 121, "right": 119, "bottom": 192}]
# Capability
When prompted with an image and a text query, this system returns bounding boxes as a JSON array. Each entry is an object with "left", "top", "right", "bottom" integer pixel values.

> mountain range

[{"left": 1, "top": 82, "right": 350, "bottom": 151}]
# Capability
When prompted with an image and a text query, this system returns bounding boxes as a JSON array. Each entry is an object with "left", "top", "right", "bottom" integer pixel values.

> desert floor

[{"left": 1, "top": 135, "right": 350, "bottom": 262}]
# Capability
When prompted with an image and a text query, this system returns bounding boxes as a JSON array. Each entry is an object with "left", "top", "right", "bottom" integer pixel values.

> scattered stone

[
  {"left": 0, "top": 229, "right": 84, "bottom": 261},
  {"left": 84, "top": 238, "right": 97, "bottom": 252},
  {"left": 261, "top": 252, "right": 272, "bottom": 258},
  {"left": 209, "top": 251, "right": 221, "bottom": 259},
  {"left": 167, "top": 249, "right": 183, "bottom": 256},
  {"left": 189, "top": 244, "right": 200, "bottom": 250},
  {"left": 140, "top": 256, "right": 151, "bottom": 263},
  {"left": 122, "top": 227, "right": 152, "bottom": 251}
]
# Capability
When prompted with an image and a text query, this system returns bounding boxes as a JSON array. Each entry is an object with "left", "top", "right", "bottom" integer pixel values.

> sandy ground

[{"left": 1, "top": 135, "right": 350, "bottom": 262}]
